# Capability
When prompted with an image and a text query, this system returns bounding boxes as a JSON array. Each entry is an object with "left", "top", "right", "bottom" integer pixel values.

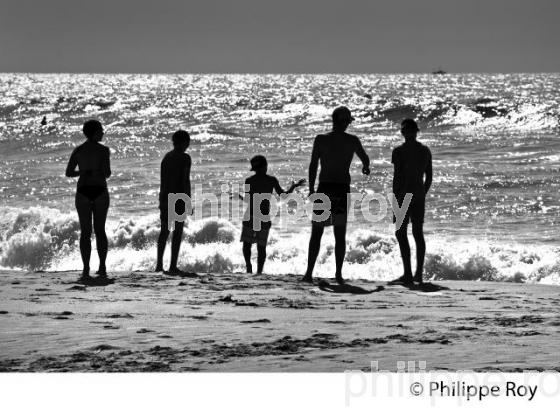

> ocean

[{"left": 0, "top": 73, "right": 559, "bottom": 283}]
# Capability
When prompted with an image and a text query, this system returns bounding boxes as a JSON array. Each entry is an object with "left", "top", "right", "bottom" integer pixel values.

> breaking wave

[
  {"left": 1, "top": 206, "right": 559, "bottom": 285},
  {"left": 1, "top": 74, "right": 559, "bottom": 141},
  {"left": 367, "top": 98, "right": 559, "bottom": 133}
]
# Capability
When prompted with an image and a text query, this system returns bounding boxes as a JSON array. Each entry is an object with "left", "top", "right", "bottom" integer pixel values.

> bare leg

[
  {"left": 395, "top": 225, "right": 413, "bottom": 280},
  {"left": 303, "top": 225, "right": 324, "bottom": 281},
  {"left": 256, "top": 244, "right": 266, "bottom": 274},
  {"left": 242, "top": 242, "right": 253, "bottom": 273},
  {"left": 75, "top": 193, "right": 93, "bottom": 277},
  {"left": 92, "top": 192, "right": 109, "bottom": 275},
  {"left": 169, "top": 222, "right": 184, "bottom": 271},
  {"left": 412, "top": 222, "right": 425, "bottom": 282},
  {"left": 333, "top": 224, "right": 347, "bottom": 283},
  {"left": 156, "top": 217, "right": 170, "bottom": 272}
]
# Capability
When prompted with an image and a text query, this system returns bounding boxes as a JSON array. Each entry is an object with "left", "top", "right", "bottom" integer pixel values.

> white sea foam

[
  {"left": 1, "top": 206, "right": 558, "bottom": 285},
  {"left": 1, "top": 74, "right": 559, "bottom": 282}
]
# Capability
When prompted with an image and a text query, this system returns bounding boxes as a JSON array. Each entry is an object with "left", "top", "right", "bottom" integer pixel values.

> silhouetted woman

[{"left": 65, "top": 120, "right": 111, "bottom": 282}]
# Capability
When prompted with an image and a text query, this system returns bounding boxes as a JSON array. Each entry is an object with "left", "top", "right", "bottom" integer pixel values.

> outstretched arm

[
  {"left": 355, "top": 138, "right": 370, "bottom": 175},
  {"left": 424, "top": 150, "right": 433, "bottom": 194},
  {"left": 65, "top": 150, "right": 79, "bottom": 178},
  {"left": 236, "top": 178, "right": 250, "bottom": 201},
  {"left": 308, "top": 136, "right": 320, "bottom": 194},
  {"left": 286, "top": 178, "right": 306, "bottom": 194},
  {"left": 275, "top": 178, "right": 306, "bottom": 195}
]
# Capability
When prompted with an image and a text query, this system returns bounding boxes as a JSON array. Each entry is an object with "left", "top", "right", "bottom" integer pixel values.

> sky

[{"left": 0, "top": 0, "right": 558, "bottom": 73}]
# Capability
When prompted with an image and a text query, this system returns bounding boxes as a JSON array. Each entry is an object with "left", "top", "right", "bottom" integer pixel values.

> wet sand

[{"left": 0, "top": 269, "right": 559, "bottom": 372}]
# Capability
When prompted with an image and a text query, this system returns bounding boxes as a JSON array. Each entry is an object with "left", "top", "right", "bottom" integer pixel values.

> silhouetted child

[
  {"left": 389, "top": 119, "right": 432, "bottom": 285},
  {"left": 156, "top": 130, "right": 195, "bottom": 277},
  {"left": 241, "top": 155, "right": 305, "bottom": 274}
]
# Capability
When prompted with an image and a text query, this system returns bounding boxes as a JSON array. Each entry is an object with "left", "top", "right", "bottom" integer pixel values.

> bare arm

[
  {"left": 355, "top": 137, "right": 370, "bottom": 175},
  {"left": 391, "top": 149, "right": 401, "bottom": 195},
  {"left": 276, "top": 178, "right": 306, "bottom": 195},
  {"left": 308, "top": 136, "right": 320, "bottom": 194},
  {"left": 65, "top": 150, "right": 79, "bottom": 178},
  {"left": 184, "top": 154, "right": 192, "bottom": 197},
  {"left": 424, "top": 150, "right": 432, "bottom": 194},
  {"left": 238, "top": 178, "right": 250, "bottom": 201},
  {"left": 102, "top": 147, "right": 111, "bottom": 178}
]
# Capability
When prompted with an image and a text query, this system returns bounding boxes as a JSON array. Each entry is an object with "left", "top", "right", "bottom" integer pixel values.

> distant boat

[{"left": 432, "top": 68, "right": 447, "bottom": 75}]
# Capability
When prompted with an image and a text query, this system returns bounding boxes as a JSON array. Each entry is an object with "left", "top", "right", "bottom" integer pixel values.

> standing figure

[
  {"left": 65, "top": 120, "right": 111, "bottom": 282},
  {"left": 155, "top": 130, "right": 195, "bottom": 276},
  {"left": 389, "top": 119, "right": 432, "bottom": 285},
  {"left": 302, "top": 106, "right": 370, "bottom": 284},
  {"left": 241, "top": 155, "right": 305, "bottom": 274}
]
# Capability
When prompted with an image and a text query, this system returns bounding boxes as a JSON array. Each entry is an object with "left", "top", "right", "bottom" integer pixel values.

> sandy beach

[{"left": 0, "top": 269, "right": 558, "bottom": 372}]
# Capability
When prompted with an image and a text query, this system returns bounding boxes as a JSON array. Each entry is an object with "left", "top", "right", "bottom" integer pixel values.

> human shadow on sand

[
  {"left": 399, "top": 282, "right": 449, "bottom": 293},
  {"left": 163, "top": 271, "right": 199, "bottom": 279},
  {"left": 318, "top": 280, "right": 385, "bottom": 294},
  {"left": 75, "top": 277, "right": 115, "bottom": 287}
]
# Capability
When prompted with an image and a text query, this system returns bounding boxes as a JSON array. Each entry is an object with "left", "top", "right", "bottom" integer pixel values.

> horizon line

[{"left": 1, "top": 71, "right": 559, "bottom": 75}]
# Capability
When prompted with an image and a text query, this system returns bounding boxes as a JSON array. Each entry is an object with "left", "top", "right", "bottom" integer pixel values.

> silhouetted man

[
  {"left": 155, "top": 130, "right": 194, "bottom": 276},
  {"left": 302, "top": 106, "right": 370, "bottom": 284},
  {"left": 389, "top": 119, "right": 432, "bottom": 285}
]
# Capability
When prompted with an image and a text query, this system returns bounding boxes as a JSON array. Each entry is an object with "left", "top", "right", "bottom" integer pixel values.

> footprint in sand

[
  {"left": 106, "top": 313, "right": 134, "bottom": 319},
  {"left": 67, "top": 285, "right": 87, "bottom": 291},
  {"left": 137, "top": 328, "right": 155, "bottom": 334},
  {"left": 235, "top": 301, "right": 259, "bottom": 307},
  {"left": 219, "top": 295, "right": 236, "bottom": 303},
  {"left": 53, "top": 311, "right": 74, "bottom": 319},
  {"left": 189, "top": 315, "right": 209, "bottom": 320},
  {"left": 240, "top": 319, "right": 271, "bottom": 324},
  {"left": 452, "top": 326, "right": 478, "bottom": 331},
  {"left": 92, "top": 344, "right": 119, "bottom": 352}
]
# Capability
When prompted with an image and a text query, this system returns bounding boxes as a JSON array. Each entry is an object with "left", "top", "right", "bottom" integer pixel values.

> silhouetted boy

[
  {"left": 241, "top": 155, "right": 305, "bottom": 274},
  {"left": 155, "top": 130, "right": 195, "bottom": 276},
  {"left": 390, "top": 119, "right": 432, "bottom": 285}
]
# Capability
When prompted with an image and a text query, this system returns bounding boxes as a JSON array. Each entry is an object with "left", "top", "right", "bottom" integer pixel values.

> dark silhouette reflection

[
  {"left": 389, "top": 119, "right": 433, "bottom": 286},
  {"left": 155, "top": 130, "right": 196, "bottom": 277},
  {"left": 65, "top": 120, "right": 111, "bottom": 283},
  {"left": 318, "top": 279, "right": 384, "bottom": 294},
  {"left": 302, "top": 107, "right": 370, "bottom": 284},
  {"left": 40, "top": 116, "right": 47, "bottom": 126},
  {"left": 241, "top": 155, "right": 305, "bottom": 274}
]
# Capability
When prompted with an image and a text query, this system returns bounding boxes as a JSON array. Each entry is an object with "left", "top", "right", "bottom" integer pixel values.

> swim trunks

[{"left": 312, "top": 182, "right": 350, "bottom": 226}]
